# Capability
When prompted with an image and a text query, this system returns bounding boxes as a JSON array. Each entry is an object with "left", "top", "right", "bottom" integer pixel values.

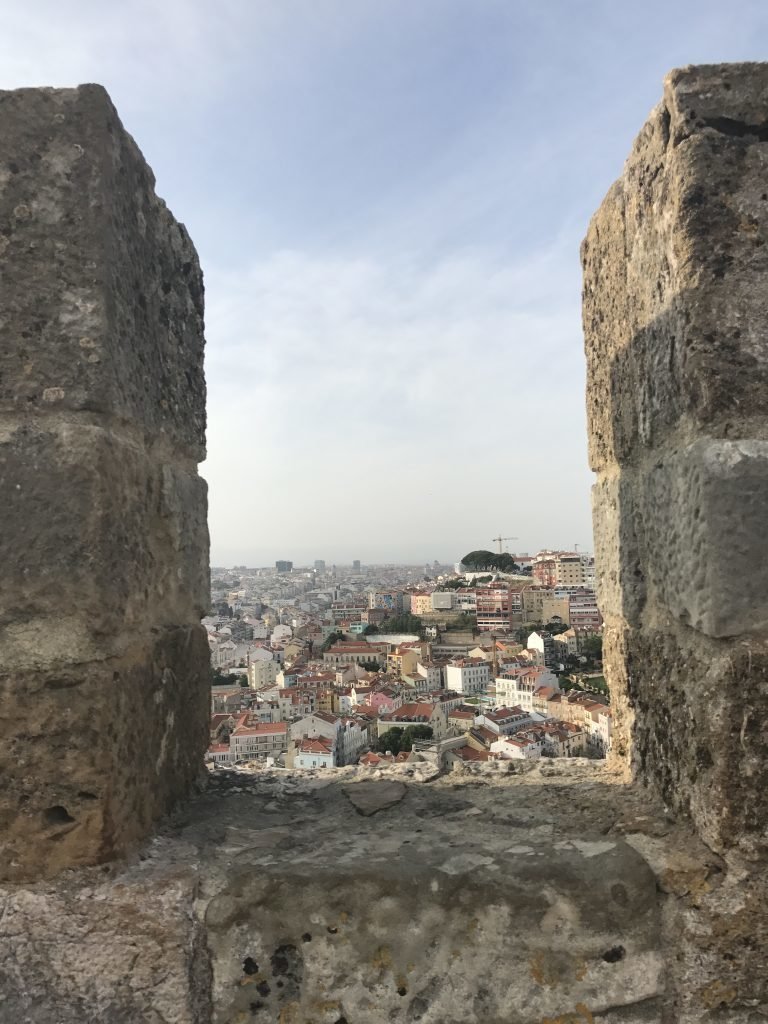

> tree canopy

[
  {"left": 375, "top": 724, "right": 433, "bottom": 754},
  {"left": 460, "top": 550, "right": 520, "bottom": 573},
  {"left": 580, "top": 634, "right": 603, "bottom": 662},
  {"left": 544, "top": 620, "right": 570, "bottom": 636},
  {"left": 321, "top": 630, "right": 345, "bottom": 651},
  {"left": 380, "top": 612, "right": 424, "bottom": 635}
]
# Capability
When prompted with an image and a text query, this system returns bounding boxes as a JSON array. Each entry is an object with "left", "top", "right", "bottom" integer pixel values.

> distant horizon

[{"left": 211, "top": 546, "right": 594, "bottom": 571}]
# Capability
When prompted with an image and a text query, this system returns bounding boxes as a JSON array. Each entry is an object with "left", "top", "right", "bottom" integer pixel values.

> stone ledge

[{"left": 2, "top": 762, "right": 752, "bottom": 1024}]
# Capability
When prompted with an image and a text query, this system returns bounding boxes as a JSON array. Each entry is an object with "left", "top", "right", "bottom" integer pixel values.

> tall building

[
  {"left": 275, "top": 560, "right": 293, "bottom": 573},
  {"left": 566, "top": 588, "right": 603, "bottom": 632},
  {"left": 352, "top": 560, "right": 361, "bottom": 570},
  {"left": 314, "top": 560, "right": 326, "bottom": 572}
]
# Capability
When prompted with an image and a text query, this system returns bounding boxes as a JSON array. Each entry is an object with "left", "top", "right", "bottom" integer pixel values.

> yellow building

[
  {"left": 387, "top": 647, "right": 420, "bottom": 678},
  {"left": 409, "top": 594, "right": 433, "bottom": 616}
]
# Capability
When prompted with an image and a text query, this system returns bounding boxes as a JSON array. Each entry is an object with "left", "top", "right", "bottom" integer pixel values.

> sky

[{"left": 3, "top": 1, "right": 768, "bottom": 566}]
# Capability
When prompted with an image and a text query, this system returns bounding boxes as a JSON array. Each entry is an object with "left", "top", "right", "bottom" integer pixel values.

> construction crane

[{"left": 492, "top": 535, "right": 517, "bottom": 554}]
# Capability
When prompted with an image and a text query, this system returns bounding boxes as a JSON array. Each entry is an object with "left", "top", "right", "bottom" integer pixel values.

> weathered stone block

[
  {"left": 0, "top": 85, "right": 210, "bottom": 880},
  {"left": 583, "top": 63, "right": 768, "bottom": 472},
  {"left": 0, "top": 625, "right": 210, "bottom": 881},
  {"left": 592, "top": 472, "right": 646, "bottom": 627},
  {"left": 585, "top": 64, "right": 768, "bottom": 860},
  {"left": 615, "top": 624, "right": 768, "bottom": 857},
  {"left": 0, "top": 85, "right": 205, "bottom": 460},
  {"left": 642, "top": 439, "right": 768, "bottom": 637},
  {"left": 0, "top": 423, "right": 209, "bottom": 668},
  {"left": 0, "top": 867, "right": 212, "bottom": 1024}
]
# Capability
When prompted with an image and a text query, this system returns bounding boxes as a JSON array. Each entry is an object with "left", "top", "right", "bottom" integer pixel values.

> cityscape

[{"left": 206, "top": 546, "right": 609, "bottom": 773}]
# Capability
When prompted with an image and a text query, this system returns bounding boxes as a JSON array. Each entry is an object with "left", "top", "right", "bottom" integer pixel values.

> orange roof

[
  {"left": 453, "top": 746, "right": 491, "bottom": 762},
  {"left": 298, "top": 736, "right": 334, "bottom": 754},
  {"left": 232, "top": 719, "right": 288, "bottom": 736},
  {"left": 359, "top": 752, "right": 395, "bottom": 765}
]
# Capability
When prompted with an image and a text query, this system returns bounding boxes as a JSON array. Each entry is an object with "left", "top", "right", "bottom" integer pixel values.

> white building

[
  {"left": 295, "top": 735, "right": 335, "bottom": 769},
  {"left": 229, "top": 718, "right": 289, "bottom": 761},
  {"left": 583, "top": 705, "right": 613, "bottom": 755},
  {"left": 336, "top": 716, "right": 370, "bottom": 766},
  {"left": 210, "top": 637, "right": 238, "bottom": 669},
  {"left": 207, "top": 743, "right": 236, "bottom": 765},
  {"left": 444, "top": 658, "right": 491, "bottom": 696},
  {"left": 491, "top": 733, "right": 542, "bottom": 760},
  {"left": 417, "top": 662, "right": 444, "bottom": 689},
  {"left": 475, "top": 706, "right": 533, "bottom": 737},
  {"left": 494, "top": 667, "right": 558, "bottom": 710},
  {"left": 289, "top": 711, "right": 339, "bottom": 744},
  {"left": 527, "top": 631, "right": 556, "bottom": 668},
  {"left": 248, "top": 656, "right": 279, "bottom": 689}
]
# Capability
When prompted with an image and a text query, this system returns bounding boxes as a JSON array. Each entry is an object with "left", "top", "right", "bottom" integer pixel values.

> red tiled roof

[
  {"left": 298, "top": 736, "right": 334, "bottom": 754},
  {"left": 453, "top": 746, "right": 491, "bottom": 762}
]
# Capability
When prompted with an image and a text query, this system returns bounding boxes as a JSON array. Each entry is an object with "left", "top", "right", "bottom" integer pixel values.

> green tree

[
  {"left": 460, "top": 550, "right": 520, "bottom": 573},
  {"left": 363, "top": 623, "right": 379, "bottom": 635},
  {"left": 321, "top": 630, "right": 345, "bottom": 652},
  {"left": 460, "top": 550, "right": 498, "bottom": 571},
  {"left": 380, "top": 613, "right": 424, "bottom": 635},
  {"left": 375, "top": 724, "right": 433, "bottom": 755},
  {"left": 494, "top": 552, "right": 520, "bottom": 573},
  {"left": 360, "top": 658, "right": 381, "bottom": 672},
  {"left": 580, "top": 634, "right": 603, "bottom": 662},
  {"left": 544, "top": 620, "right": 570, "bottom": 636},
  {"left": 376, "top": 728, "right": 404, "bottom": 754},
  {"left": 211, "top": 668, "right": 248, "bottom": 687},
  {"left": 402, "top": 724, "right": 433, "bottom": 748}
]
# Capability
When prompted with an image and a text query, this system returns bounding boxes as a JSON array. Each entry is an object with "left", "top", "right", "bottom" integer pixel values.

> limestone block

[
  {"left": 0, "top": 85, "right": 205, "bottom": 460},
  {"left": 591, "top": 472, "right": 646, "bottom": 627},
  {"left": 203, "top": 780, "right": 665, "bottom": 1024},
  {"left": 0, "top": 868, "right": 211, "bottom": 1023},
  {"left": 640, "top": 439, "right": 768, "bottom": 637},
  {"left": 601, "top": 624, "right": 634, "bottom": 770},
  {"left": 0, "top": 625, "right": 210, "bottom": 881},
  {"left": 613, "top": 623, "right": 768, "bottom": 857},
  {"left": 583, "top": 62, "right": 768, "bottom": 472},
  {"left": 0, "top": 423, "right": 209, "bottom": 667},
  {"left": 0, "top": 84, "right": 209, "bottom": 880}
]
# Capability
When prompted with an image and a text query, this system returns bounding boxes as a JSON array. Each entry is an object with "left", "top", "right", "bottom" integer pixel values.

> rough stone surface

[
  {"left": 0, "top": 85, "right": 209, "bottom": 881},
  {"left": 0, "top": 86, "right": 205, "bottom": 458},
  {"left": 583, "top": 63, "right": 768, "bottom": 856},
  {"left": 584, "top": 63, "right": 768, "bottom": 1023},
  {"left": 0, "top": 764, "right": 740, "bottom": 1024},
  {"left": 343, "top": 778, "right": 407, "bottom": 815},
  {"left": 583, "top": 63, "right": 768, "bottom": 476}
]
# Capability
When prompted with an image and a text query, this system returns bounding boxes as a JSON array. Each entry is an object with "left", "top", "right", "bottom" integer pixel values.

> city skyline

[{"left": 4, "top": 2, "right": 768, "bottom": 564}]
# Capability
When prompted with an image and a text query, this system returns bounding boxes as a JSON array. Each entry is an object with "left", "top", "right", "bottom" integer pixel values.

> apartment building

[
  {"left": 444, "top": 658, "right": 491, "bottom": 696},
  {"left": 409, "top": 593, "right": 433, "bottom": 616},
  {"left": 229, "top": 718, "right": 289, "bottom": 761},
  {"left": 475, "top": 585, "right": 525, "bottom": 631}
]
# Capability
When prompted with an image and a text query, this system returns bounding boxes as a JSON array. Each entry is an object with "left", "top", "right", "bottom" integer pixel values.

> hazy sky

[{"left": 3, "top": 1, "right": 767, "bottom": 565}]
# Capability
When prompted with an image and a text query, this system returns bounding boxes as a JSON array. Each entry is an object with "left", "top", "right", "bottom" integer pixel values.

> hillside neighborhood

[{"left": 207, "top": 549, "right": 609, "bottom": 770}]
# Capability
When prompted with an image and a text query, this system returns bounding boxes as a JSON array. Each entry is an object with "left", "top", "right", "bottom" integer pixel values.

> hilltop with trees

[{"left": 460, "top": 549, "right": 521, "bottom": 573}]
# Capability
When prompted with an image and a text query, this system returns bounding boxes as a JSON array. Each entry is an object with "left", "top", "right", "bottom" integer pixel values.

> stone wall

[
  {"left": 583, "top": 63, "right": 768, "bottom": 858},
  {"left": 0, "top": 85, "right": 210, "bottom": 880}
]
